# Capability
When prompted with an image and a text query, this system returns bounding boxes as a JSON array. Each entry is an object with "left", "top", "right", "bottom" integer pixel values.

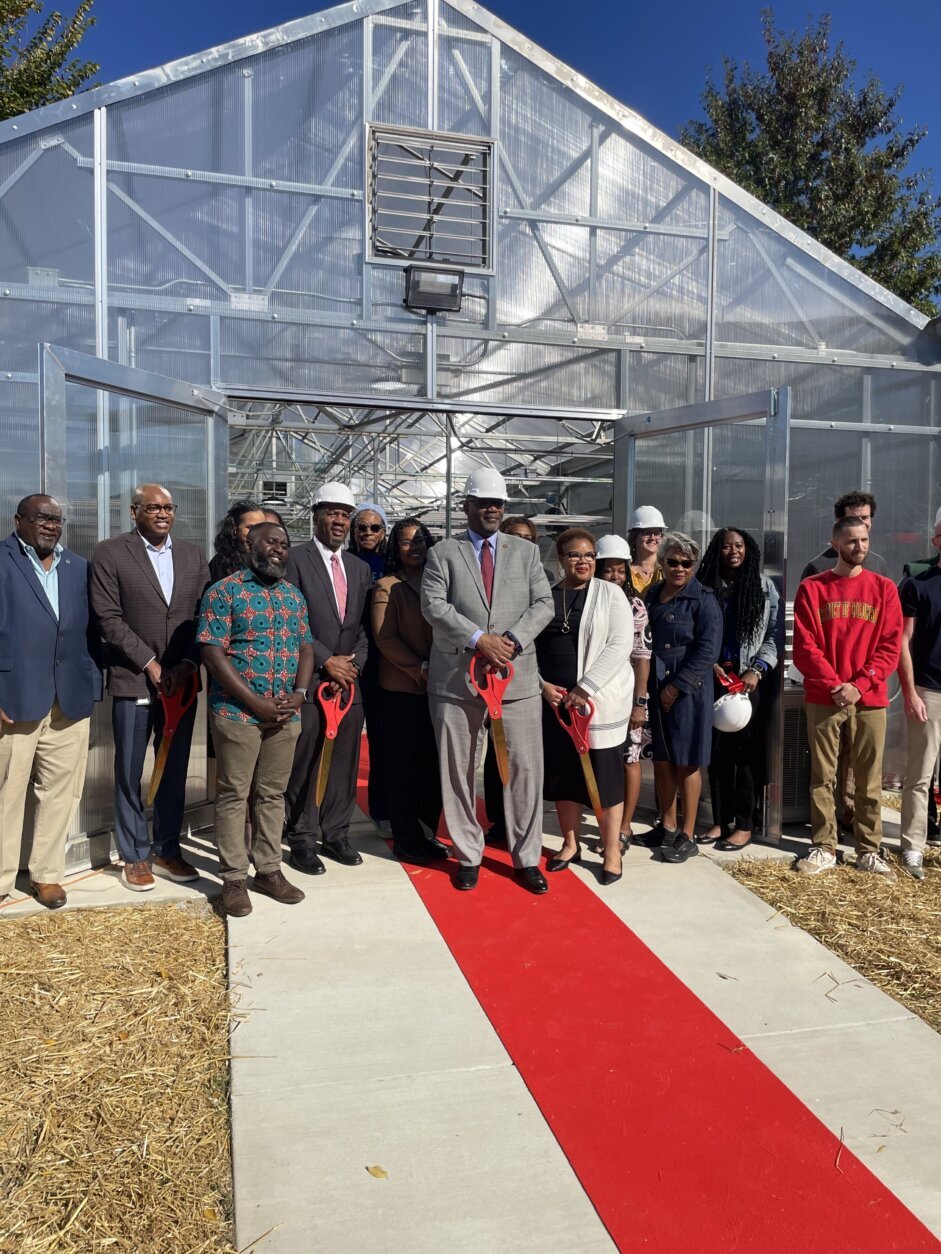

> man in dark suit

[
  {"left": 0, "top": 494, "right": 101, "bottom": 907},
  {"left": 283, "top": 482, "right": 370, "bottom": 874},
  {"left": 89, "top": 484, "right": 209, "bottom": 892}
]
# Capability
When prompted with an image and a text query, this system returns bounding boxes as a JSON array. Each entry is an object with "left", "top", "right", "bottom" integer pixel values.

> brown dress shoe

[
  {"left": 152, "top": 855, "right": 200, "bottom": 883},
  {"left": 222, "top": 879, "right": 252, "bottom": 917},
  {"left": 122, "top": 861, "right": 155, "bottom": 892},
  {"left": 30, "top": 881, "right": 66, "bottom": 909},
  {"left": 252, "top": 869, "right": 305, "bottom": 905}
]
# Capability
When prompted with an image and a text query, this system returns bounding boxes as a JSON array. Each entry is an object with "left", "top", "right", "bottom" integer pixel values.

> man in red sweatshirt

[{"left": 793, "top": 516, "right": 903, "bottom": 877}]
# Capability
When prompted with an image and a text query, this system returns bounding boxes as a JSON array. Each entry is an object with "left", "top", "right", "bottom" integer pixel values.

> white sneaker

[
  {"left": 797, "top": 846, "right": 837, "bottom": 874},
  {"left": 899, "top": 850, "right": 925, "bottom": 881},
  {"left": 855, "top": 852, "right": 896, "bottom": 879}
]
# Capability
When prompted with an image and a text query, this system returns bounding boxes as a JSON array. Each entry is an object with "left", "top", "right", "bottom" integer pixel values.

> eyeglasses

[
  {"left": 469, "top": 498, "right": 504, "bottom": 509},
  {"left": 356, "top": 523, "right": 384, "bottom": 534},
  {"left": 640, "top": 529, "right": 663, "bottom": 537},
  {"left": 562, "top": 551, "right": 596, "bottom": 560},
  {"left": 135, "top": 503, "right": 176, "bottom": 515},
  {"left": 25, "top": 512, "right": 65, "bottom": 526},
  {"left": 665, "top": 557, "right": 694, "bottom": 569}
]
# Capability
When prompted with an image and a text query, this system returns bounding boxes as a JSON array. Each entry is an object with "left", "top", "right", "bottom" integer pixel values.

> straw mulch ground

[
  {"left": 0, "top": 901, "right": 235, "bottom": 1254},
  {"left": 726, "top": 850, "right": 941, "bottom": 1034}
]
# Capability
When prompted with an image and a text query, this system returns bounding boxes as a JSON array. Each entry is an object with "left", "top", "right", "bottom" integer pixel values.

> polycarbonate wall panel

[
  {"left": 0, "top": 300, "right": 94, "bottom": 371},
  {"left": 435, "top": 335, "right": 617, "bottom": 407},
  {"left": 371, "top": 3, "right": 428, "bottom": 128},
  {"left": 0, "top": 383, "right": 40, "bottom": 524},
  {"left": 440, "top": 7, "right": 492, "bottom": 137},
  {"left": 109, "top": 309, "right": 212, "bottom": 384},
  {"left": 628, "top": 352, "right": 698, "bottom": 413}
]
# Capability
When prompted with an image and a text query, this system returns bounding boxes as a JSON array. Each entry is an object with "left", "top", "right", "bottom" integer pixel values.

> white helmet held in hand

[
  {"left": 629, "top": 505, "right": 666, "bottom": 530},
  {"left": 464, "top": 468, "right": 508, "bottom": 501},
  {"left": 312, "top": 481, "right": 356, "bottom": 510},
  {"left": 595, "top": 534, "right": 632, "bottom": 562},
  {"left": 713, "top": 692, "right": 753, "bottom": 734}
]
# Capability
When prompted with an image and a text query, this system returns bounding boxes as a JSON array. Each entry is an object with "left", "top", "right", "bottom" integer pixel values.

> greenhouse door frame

[{"left": 612, "top": 388, "right": 790, "bottom": 843}]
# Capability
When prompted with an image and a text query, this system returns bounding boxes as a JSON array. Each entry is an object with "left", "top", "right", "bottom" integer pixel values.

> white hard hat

[
  {"left": 312, "top": 481, "right": 356, "bottom": 510},
  {"left": 596, "top": 534, "right": 632, "bottom": 562},
  {"left": 629, "top": 505, "right": 666, "bottom": 530},
  {"left": 464, "top": 468, "right": 508, "bottom": 501},
  {"left": 712, "top": 692, "right": 753, "bottom": 734}
]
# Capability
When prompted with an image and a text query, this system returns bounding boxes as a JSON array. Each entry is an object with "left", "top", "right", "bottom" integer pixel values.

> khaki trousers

[
  {"left": 900, "top": 686, "right": 941, "bottom": 853},
  {"left": 210, "top": 713, "right": 300, "bottom": 881},
  {"left": 0, "top": 702, "right": 90, "bottom": 896},
  {"left": 806, "top": 703, "right": 886, "bottom": 855}
]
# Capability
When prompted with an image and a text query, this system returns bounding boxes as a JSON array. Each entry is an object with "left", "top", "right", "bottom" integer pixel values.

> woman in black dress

[
  {"left": 537, "top": 528, "right": 633, "bottom": 885},
  {"left": 349, "top": 502, "right": 390, "bottom": 827}
]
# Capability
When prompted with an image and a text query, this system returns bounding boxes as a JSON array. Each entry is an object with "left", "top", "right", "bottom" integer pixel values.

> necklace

[{"left": 560, "top": 585, "right": 582, "bottom": 633}]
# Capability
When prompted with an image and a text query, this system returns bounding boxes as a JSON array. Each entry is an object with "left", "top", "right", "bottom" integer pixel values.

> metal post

[
  {"left": 242, "top": 70, "right": 254, "bottom": 294},
  {"left": 861, "top": 370, "right": 872, "bottom": 491},
  {"left": 704, "top": 186, "right": 718, "bottom": 403},
  {"left": 427, "top": 0, "right": 439, "bottom": 131},
  {"left": 588, "top": 123, "right": 599, "bottom": 323},
  {"left": 762, "top": 386, "right": 790, "bottom": 843},
  {"left": 425, "top": 313, "right": 437, "bottom": 399},
  {"left": 444, "top": 414, "right": 453, "bottom": 538},
  {"left": 93, "top": 106, "right": 110, "bottom": 539}
]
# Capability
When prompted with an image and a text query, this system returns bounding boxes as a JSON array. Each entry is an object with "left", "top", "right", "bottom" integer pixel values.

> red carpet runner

[{"left": 357, "top": 748, "right": 939, "bottom": 1252}]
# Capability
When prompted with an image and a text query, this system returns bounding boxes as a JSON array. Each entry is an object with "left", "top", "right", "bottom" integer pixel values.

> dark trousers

[
  {"left": 384, "top": 689, "right": 442, "bottom": 849},
  {"left": 112, "top": 696, "right": 196, "bottom": 863},
  {"left": 360, "top": 660, "right": 389, "bottom": 821},
  {"left": 284, "top": 695, "right": 365, "bottom": 851},
  {"left": 483, "top": 737, "right": 506, "bottom": 837},
  {"left": 708, "top": 687, "right": 763, "bottom": 834}
]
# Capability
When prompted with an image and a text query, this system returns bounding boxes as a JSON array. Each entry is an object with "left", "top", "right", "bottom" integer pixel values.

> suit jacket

[
  {"left": 284, "top": 543, "right": 369, "bottom": 705},
  {"left": 420, "top": 533, "right": 553, "bottom": 701},
  {"left": 89, "top": 530, "right": 210, "bottom": 699},
  {"left": 0, "top": 534, "right": 102, "bottom": 722}
]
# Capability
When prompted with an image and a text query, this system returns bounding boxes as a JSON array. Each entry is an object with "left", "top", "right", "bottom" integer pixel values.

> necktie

[
  {"left": 331, "top": 552, "right": 348, "bottom": 620},
  {"left": 480, "top": 538, "right": 494, "bottom": 604}
]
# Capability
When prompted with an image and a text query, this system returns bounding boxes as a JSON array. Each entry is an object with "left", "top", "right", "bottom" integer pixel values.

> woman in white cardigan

[{"left": 536, "top": 528, "right": 633, "bottom": 885}]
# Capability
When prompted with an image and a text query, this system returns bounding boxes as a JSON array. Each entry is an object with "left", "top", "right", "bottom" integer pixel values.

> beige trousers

[
  {"left": 900, "top": 686, "right": 941, "bottom": 854},
  {"left": 0, "top": 702, "right": 90, "bottom": 896},
  {"left": 806, "top": 703, "right": 886, "bottom": 856}
]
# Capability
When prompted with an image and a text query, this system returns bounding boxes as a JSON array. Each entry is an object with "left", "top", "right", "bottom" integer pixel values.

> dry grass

[
  {"left": 726, "top": 851, "right": 941, "bottom": 1034},
  {"left": 0, "top": 902, "right": 235, "bottom": 1253}
]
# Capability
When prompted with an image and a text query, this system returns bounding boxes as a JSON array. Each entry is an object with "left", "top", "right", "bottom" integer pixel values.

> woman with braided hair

[{"left": 696, "top": 527, "right": 780, "bottom": 849}]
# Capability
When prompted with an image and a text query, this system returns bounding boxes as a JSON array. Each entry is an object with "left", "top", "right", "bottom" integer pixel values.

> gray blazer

[{"left": 421, "top": 533, "right": 553, "bottom": 701}]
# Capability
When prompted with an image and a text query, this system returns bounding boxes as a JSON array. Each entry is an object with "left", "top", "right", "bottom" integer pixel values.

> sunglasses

[
  {"left": 356, "top": 523, "right": 384, "bottom": 533},
  {"left": 665, "top": 558, "right": 694, "bottom": 569}
]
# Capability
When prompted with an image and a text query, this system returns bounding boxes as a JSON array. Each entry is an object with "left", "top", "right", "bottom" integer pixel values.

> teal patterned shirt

[{"left": 196, "top": 568, "right": 313, "bottom": 724}]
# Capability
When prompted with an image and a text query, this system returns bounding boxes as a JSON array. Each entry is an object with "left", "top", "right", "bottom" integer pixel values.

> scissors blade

[
  {"left": 578, "top": 751, "right": 605, "bottom": 828},
  {"left": 315, "top": 738, "right": 335, "bottom": 807},
  {"left": 491, "top": 717, "right": 510, "bottom": 787},
  {"left": 146, "top": 736, "right": 172, "bottom": 808}
]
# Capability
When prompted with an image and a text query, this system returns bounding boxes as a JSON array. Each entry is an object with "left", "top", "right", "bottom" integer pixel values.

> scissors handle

[
  {"left": 469, "top": 652, "right": 514, "bottom": 719},
  {"left": 316, "top": 681, "right": 356, "bottom": 740},
  {"left": 716, "top": 670, "right": 746, "bottom": 695},
  {"left": 553, "top": 692, "right": 595, "bottom": 755},
  {"left": 159, "top": 669, "right": 200, "bottom": 736}
]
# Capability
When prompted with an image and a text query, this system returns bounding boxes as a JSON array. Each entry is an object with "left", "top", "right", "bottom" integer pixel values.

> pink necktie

[
  {"left": 480, "top": 538, "right": 494, "bottom": 604},
  {"left": 331, "top": 552, "right": 348, "bottom": 620}
]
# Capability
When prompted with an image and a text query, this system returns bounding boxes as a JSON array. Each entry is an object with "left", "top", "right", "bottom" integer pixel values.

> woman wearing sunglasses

[
  {"left": 537, "top": 528, "right": 633, "bottom": 885},
  {"left": 350, "top": 503, "right": 390, "bottom": 827},
  {"left": 646, "top": 532, "right": 722, "bottom": 864}
]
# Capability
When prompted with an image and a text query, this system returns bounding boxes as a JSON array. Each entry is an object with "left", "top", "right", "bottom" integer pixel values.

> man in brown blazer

[
  {"left": 283, "top": 482, "right": 370, "bottom": 875},
  {"left": 90, "top": 484, "right": 209, "bottom": 892}
]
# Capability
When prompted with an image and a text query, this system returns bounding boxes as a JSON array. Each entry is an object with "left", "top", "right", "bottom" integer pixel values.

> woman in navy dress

[{"left": 646, "top": 532, "right": 722, "bottom": 864}]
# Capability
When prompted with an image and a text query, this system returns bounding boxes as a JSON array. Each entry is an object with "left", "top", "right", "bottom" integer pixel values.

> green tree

[
  {"left": 681, "top": 10, "right": 941, "bottom": 316},
  {"left": 0, "top": 1, "right": 97, "bottom": 121}
]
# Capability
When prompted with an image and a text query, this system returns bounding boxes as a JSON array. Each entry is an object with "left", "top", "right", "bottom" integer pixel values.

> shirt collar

[
  {"left": 17, "top": 535, "right": 63, "bottom": 567},
  {"left": 314, "top": 535, "right": 344, "bottom": 561},
  {"left": 467, "top": 528, "right": 495, "bottom": 549},
  {"left": 137, "top": 529, "right": 173, "bottom": 554}
]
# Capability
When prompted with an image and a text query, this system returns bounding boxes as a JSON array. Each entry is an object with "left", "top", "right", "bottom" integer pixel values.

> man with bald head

[
  {"left": 0, "top": 494, "right": 101, "bottom": 907},
  {"left": 90, "top": 484, "right": 209, "bottom": 891}
]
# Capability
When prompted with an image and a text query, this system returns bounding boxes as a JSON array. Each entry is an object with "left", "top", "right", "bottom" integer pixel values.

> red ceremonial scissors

[
  {"left": 553, "top": 694, "right": 605, "bottom": 828},
  {"left": 314, "top": 681, "right": 356, "bottom": 805},
  {"left": 469, "top": 652, "right": 514, "bottom": 786},
  {"left": 715, "top": 670, "right": 746, "bottom": 694},
  {"left": 146, "top": 671, "right": 200, "bottom": 807}
]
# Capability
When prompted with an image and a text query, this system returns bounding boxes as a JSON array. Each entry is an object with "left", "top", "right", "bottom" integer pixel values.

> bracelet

[{"left": 293, "top": 687, "right": 308, "bottom": 699}]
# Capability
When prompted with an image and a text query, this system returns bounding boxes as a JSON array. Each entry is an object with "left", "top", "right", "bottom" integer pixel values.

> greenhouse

[{"left": 2, "top": 0, "right": 940, "bottom": 853}]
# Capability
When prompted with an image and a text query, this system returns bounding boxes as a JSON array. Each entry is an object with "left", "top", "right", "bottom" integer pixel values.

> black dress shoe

[
  {"left": 392, "top": 841, "right": 432, "bottom": 865},
  {"left": 321, "top": 837, "right": 363, "bottom": 866},
  {"left": 516, "top": 866, "right": 548, "bottom": 895},
  {"left": 453, "top": 864, "right": 479, "bottom": 891},
  {"left": 289, "top": 849, "right": 326, "bottom": 875},
  {"left": 419, "top": 834, "right": 450, "bottom": 861},
  {"left": 546, "top": 844, "right": 582, "bottom": 872},
  {"left": 601, "top": 866, "right": 623, "bottom": 886},
  {"left": 714, "top": 834, "right": 753, "bottom": 852}
]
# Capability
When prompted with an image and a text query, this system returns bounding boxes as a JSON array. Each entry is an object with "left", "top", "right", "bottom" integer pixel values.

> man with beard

[
  {"left": 793, "top": 516, "right": 902, "bottom": 878},
  {"left": 0, "top": 494, "right": 101, "bottom": 907},
  {"left": 198, "top": 523, "right": 314, "bottom": 917}
]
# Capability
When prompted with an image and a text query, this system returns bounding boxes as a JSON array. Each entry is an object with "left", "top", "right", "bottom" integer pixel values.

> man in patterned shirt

[{"left": 198, "top": 523, "right": 314, "bottom": 917}]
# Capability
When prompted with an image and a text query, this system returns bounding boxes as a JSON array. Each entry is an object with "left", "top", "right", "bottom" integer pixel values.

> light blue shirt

[
  {"left": 18, "top": 536, "right": 62, "bottom": 618},
  {"left": 466, "top": 528, "right": 497, "bottom": 650},
  {"left": 139, "top": 530, "right": 174, "bottom": 603}
]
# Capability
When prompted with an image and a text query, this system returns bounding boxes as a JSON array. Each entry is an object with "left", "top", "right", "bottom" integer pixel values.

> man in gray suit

[{"left": 421, "top": 470, "right": 553, "bottom": 893}]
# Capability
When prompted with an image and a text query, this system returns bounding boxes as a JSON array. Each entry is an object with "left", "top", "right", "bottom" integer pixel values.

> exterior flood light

[{"left": 404, "top": 265, "right": 464, "bottom": 312}]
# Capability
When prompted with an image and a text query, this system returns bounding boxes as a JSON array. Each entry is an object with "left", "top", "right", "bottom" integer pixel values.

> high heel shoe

[
  {"left": 601, "top": 863, "right": 623, "bottom": 886},
  {"left": 547, "top": 843, "right": 583, "bottom": 872}
]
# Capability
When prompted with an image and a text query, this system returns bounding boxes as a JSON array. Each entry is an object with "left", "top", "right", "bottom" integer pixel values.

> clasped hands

[{"left": 541, "top": 681, "right": 591, "bottom": 711}]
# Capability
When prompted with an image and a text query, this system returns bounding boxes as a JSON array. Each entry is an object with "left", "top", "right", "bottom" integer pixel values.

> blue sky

[{"left": 80, "top": 0, "right": 941, "bottom": 185}]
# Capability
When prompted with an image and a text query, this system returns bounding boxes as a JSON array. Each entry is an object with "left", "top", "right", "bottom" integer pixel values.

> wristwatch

[
  {"left": 633, "top": 696, "right": 649, "bottom": 707},
  {"left": 502, "top": 631, "right": 523, "bottom": 657}
]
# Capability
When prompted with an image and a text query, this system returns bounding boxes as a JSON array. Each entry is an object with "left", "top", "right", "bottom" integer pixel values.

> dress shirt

[
  {"left": 466, "top": 528, "right": 497, "bottom": 650},
  {"left": 312, "top": 535, "right": 347, "bottom": 617},
  {"left": 17, "top": 536, "right": 62, "bottom": 618},
  {"left": 138, "top": 530, "right": 174, "bottom": 604}
]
